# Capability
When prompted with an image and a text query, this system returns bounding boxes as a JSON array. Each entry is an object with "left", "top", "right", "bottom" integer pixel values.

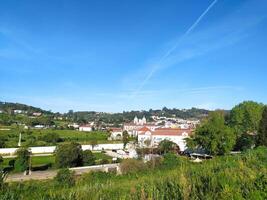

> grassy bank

[{"left": 1, "top": 147, "right": 267, "bottom": 200}]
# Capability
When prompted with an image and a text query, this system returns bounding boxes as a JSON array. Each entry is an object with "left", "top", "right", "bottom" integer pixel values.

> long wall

[{"left": 0, "top": 143, "right": 124, "bottom": 155}]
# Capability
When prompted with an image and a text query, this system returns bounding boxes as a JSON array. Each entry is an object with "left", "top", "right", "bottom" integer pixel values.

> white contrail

[{"left": 131, "top": 0, "right": 218, "bottom": 98}]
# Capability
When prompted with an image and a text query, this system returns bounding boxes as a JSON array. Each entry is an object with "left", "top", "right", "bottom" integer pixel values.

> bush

[
  {"left": 15, "top": 148, "right": 31, "bottom": 172},
  {"left": 120, "top": 159, "right": 147, "bottom": 174},
  {"left": 55, "top": 142, "right": 83, "bottom": 168},
  {"left": 8, "top": 159, "right": 15, "bottom": 168},
  {"left": 54, "top": 168, "right": 75, "bottom": 187},
  {"left": 82, "top": 150, "right": 96, "bottom": 166}
]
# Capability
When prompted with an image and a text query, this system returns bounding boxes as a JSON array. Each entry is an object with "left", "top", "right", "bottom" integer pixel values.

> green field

[
  {"left": 0, "top": 127, "right": 117, "bottom": 147},
  {"left": 2, "top": 152, "right": 112, "bottom": 172}
]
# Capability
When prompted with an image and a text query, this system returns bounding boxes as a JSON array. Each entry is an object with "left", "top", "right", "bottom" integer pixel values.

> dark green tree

[
  {"left": 158, "top": 140, "right": 180, "bottom": 154},
  {"left": 189, "top": 111, "right": 236, "bottom": 155},
  {"left": 230, "top": 101, "right": 264, "bottom": 135},
  {"left": 82, "top": 150, "right": 96, "bottom": 166},
  {"left": 15, "top": 148, "right": 31, "bottom": 172},
  {"left": 122, "top": 131, "right": 129, "bottom": 149},
  {"left": 257, "top": 106, "right": 267, "bottom": 146},
  {"left": 55, "top": 142, "right": 83, "bottom": 168}
]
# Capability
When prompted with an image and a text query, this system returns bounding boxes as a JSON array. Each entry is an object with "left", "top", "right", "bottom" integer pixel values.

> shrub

[
  {"left": 15, "top": 148, "right": 31, "bottom": 172},
  {"left": 8, "top": 159, "right": 15, "bottom": 168},
  {"left": 54, "top": 168, "right": 75, "bottom": 187},
  {"left": 82, "top": 150, "right": 95, "bottom": 166},
  {"left": 55, "top": 142, "right": 83, "bottom": 168},
  {"left": 120, "top": 159, "right": 147, "bottom": 174}
]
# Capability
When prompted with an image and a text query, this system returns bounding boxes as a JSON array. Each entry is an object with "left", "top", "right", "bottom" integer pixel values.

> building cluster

[{"left": 108, "top": 116, "right": 196, "bottom": 152}]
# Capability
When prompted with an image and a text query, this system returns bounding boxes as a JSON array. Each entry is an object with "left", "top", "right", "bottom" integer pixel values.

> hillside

[
  {"left": 1, "top": 147, "right": 267, "bottom": 199},
  {"left": 0, "top": 102, "right": 52, "bottom": 115}
]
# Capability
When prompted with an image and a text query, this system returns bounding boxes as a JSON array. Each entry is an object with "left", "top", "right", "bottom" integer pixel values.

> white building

[
  {"left": 138, "top": 128, "right": 193, "bottom": 151},
  {"left": 79, "top": 125, "right": 92, "bottom": 132},
  {"left": 109, "top": 127, "right": 123, "bottom": 140},
  {"left": 123, "top": 116, "right": 159, "bottom": 136}
]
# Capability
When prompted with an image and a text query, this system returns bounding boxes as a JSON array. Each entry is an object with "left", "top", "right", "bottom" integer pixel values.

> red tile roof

[
  {"left": 138, "top": 128, "right": 193, "bottom": 136},
  {"left": 138, "top": 126, "right": 151, "bottom": 132}
]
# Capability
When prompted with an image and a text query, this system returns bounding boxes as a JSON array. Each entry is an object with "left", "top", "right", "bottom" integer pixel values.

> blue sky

[{"left": 0, "top": 0, "right": 267, "bottom": 112}]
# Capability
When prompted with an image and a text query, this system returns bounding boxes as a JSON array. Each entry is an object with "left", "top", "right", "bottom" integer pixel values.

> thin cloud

[{"left": 131, "top": 0, "right": 219, "bottom": 98}]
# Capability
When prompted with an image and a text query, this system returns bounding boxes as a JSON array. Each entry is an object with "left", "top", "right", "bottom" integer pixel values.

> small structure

[
  {"left": 79, "top": 125, "right": 92, "bottom": 132},
  {"left": 109, "top": 127, "right": 123, "bottom": 140}
]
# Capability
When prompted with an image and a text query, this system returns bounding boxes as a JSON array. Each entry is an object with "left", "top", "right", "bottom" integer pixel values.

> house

[
  {"left": 109, "top": 127, "right": 123, "bottom": 140},
  {"left": 138, "top": 128, "right": 193, "bottom": 151},
  {"left": 32, "top": 112, "right": 42, "bottom": 117},
  {"left": 79, "top": 125, "right": 92, "bottom": 132}
]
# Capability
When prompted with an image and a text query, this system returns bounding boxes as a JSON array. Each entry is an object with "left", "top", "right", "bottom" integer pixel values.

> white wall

[{"left": 0, "top": 143, "right": 124, "bottom": 155}]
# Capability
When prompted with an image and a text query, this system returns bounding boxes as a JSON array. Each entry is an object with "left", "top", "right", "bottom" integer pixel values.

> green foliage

[
  {"left": 257, "top": 106, "right": 267, "bottom": 146},
  {"left": 82, "top": 150, "right": 96, "bottom": 166},
  {"left": 1, "top": 147, "right": 267, "bottom": 199},
  {"left": 120, "top": 159, "right": 147, "bottom": 174},
  {"left": 189, "top": 111, "right": 236, "bottom": 155},
  {"left": 15, "top": 148, "right": 31, "bottom": 172},
  {"left": 158, "top": 139, "right": 180, "bottom": 154},
  {"left": 230, "top": 101, "right": 264, "bottom": 135},
  {"left": 54, "top": 168, "right": 75, "bottom": 187},
  {"left": 55, "top": 142, "right": 83, "bottom": 168},
  {"left": 40, "top": 132, "right": 63, "bottom": 144},
  {"left": 122, "top": 131, "right": 129, "bottom": 149}
]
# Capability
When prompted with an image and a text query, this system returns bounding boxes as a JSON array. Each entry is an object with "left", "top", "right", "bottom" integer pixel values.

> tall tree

[
  {"left": 122, "top": 131, "right": 129, "bottom": 149},
  {"left": 230, "top": 101, "right": 264, "bottom": 135},
  {"left": 15, "top": 148, "right": 31, "bottom": 172},
  {"left": 230, "top": 101, "right": 264, "bottom": 150},
  {"left": 55, "top": 142, "right": 83, "bottom": 168},
  {"left": 257, "top": 106, "right": 267, "bottom": 146},
  {"left": 188, "top": 111, "right": 236, "bottom": 155}
]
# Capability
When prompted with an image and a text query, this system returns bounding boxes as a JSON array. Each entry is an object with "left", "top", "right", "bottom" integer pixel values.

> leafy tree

[
  {"left": 234, "top": 133, "right": 255, "bottom": 151},
  {"left": 15, "top": 147, "right": 31, "bottom": 172},
  {"left": 55, "top": 142, "right": 83, "bottom": 168},
  {"left": 82, "top": 150, "right": 96, "bottom": 166},
  {"left": 122, "top": 131, "right": 129, "bottom": 149},
  {"left": 230, "top": 101, "right": 264, "bottom": 135},
  {"left": 41, "top": 132, "right": 63, "bottom": 144},
  {"left": 158, "top": 140, "right": 180, "bottom": 154},
  {"left": 257, "top": 106, "right": 267, "bottom": 146},
  {"left": 0, "top": 156, "right": 3, "bottom": 164},
  {"left": 54, "top": 168, "right": 75, "bottom": 187},
  {"left": 189, "top": 111, "right": 236, "bottom": 155}
]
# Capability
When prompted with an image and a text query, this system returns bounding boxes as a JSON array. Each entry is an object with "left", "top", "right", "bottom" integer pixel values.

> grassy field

[
  {"left": 0, "top": 127, "right": 117, "bottom": 147},
  {"left": 2, "top": 152, "right": 113, "bottom": 172}
]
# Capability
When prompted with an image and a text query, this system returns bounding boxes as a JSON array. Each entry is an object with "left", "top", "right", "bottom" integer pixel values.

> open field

[
  {"left": 2, "top": 152, "right": 113, "bottom": 173},
  {"left": 0, "top": 127, "right": 119, "bottom": 147}
]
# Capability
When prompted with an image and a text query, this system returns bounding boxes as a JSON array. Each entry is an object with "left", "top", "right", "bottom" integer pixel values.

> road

[{"left": 5, "top": 163, "right": 120, "bottom": 182}]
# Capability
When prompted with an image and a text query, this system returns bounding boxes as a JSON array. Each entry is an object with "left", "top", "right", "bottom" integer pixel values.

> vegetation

[
  {"left": 14, "top": 148, "right": 31, "bottom": 172},
  {"left": 122, "top": 131, "right": 129, "bottom": 149},
  {"left": 0, "top": 128, "right": 109, "bottom": 148},
  {"left": 188, "top": 111, "right": 236, "bottom": 155},
  {"left": 158, "top": 139, "right": 180, "bottom": 154},
  {"left": 55, "top": 142, "right": 83, "bottom": 168},
  {"left": 82, "top": 150, "right": 96, "bottom": 166},
  {"left": 229, "top": 101, "right": 264, "bottom": 150},
  {"left": 0, "top": 147, "right": 266, "bottom": 199},
  {"left": 257, "top": 106, "right": 267, "bottom": 146},
  {"left": 54, "top": 168, "right": 75, "bottom": 188}
]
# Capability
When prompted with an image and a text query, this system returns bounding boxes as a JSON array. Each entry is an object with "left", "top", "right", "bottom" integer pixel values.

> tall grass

[{"left": 1, "top": 147, "right": 266, "bottom": 200}]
